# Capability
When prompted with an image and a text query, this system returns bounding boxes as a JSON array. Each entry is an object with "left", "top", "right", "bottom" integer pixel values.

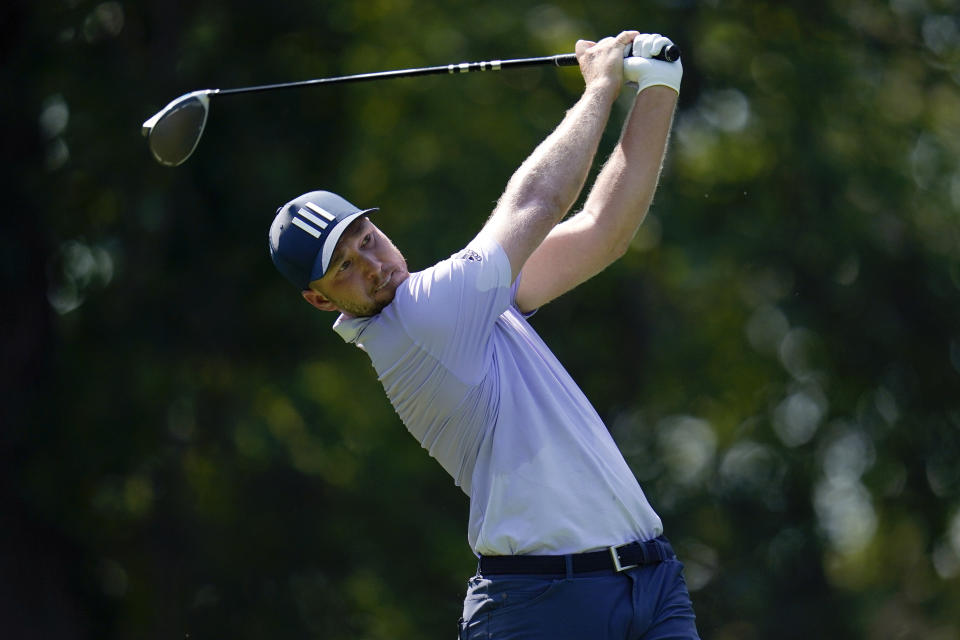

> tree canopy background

[{"left": 3, "top": 0, "right": 960, "bottom": 638}]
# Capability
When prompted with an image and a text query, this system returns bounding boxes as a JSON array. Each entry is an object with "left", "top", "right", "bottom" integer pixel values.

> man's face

[{"left": 304, "top": 216, "right": 409, "bottom": 317}]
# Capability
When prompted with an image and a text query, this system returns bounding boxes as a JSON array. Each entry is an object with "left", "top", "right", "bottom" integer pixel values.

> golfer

[{"left": 269, "top": 30, "right": 698, "bottom": 640}]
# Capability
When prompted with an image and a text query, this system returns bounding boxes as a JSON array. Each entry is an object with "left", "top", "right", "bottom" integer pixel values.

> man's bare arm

[
  {"left": 515, "top": 83, "right": 678, "bottom": 313},
  {"left": 482, "top": 31, "right": 640, "bottom": 280}
]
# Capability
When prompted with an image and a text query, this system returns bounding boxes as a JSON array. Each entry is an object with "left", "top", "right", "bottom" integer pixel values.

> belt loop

[
  {"left": 649, "top": 537, "right": 670, "bottom": 562},
  {"left": 564, "top": 554, "right": 574, "bottom": 578},
  {"left": 658, "top": 540, "right": 668, "bottom": 562}
]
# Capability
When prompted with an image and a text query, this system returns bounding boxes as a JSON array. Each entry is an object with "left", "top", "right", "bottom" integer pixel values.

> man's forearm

[
  {"left": 485, "top": 82, "right": 620, "bottom": 277},
  {"left": 580, "top": 85, "right": 678, "bottom": 256},
  {"left": 498, "top": 83, "right": 617, "bottom": 221}
]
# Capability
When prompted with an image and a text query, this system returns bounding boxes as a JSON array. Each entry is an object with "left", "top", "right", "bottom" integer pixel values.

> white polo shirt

[{"left": 333, "top": 231, "right": 662, "bottom": 555}]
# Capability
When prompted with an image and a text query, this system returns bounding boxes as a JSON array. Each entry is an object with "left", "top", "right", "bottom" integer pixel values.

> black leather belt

[{"left": 478, "top": 536, "right": 675, "bottom": 576}]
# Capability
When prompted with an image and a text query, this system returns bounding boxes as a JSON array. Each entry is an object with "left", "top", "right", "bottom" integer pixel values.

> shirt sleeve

[{"left": 395, "top": 230, "right": 514, "bottom": 384}]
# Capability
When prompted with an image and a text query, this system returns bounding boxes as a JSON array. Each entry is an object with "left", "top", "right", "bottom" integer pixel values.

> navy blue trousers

[{"left": 459, "top": 554, "right": 699, "bottom": 639}]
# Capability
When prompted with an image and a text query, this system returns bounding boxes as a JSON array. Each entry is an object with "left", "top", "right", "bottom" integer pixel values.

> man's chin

[
  {"left": 373, "top": 286, "right": 398, "bottom": 312},
  {"left": 343, "top": 272, "right": 406, "bottom": 317},
  {"left": 343, "top": 292, "right": 394, "bottom": 318}
]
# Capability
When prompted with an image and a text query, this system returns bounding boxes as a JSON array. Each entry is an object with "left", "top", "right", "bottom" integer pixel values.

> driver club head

[{"left": 142, "top": 90, "right": 215, "bottom": 167}]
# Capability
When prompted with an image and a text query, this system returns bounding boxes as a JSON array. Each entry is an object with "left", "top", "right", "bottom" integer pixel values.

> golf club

[{"left": 142, "top": 45, "right": 680, "bottom": 167}]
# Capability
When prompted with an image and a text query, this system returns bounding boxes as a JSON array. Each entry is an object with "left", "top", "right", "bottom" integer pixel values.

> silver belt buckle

[{"left": 610, "top": 543, "right": 638, "bottom": 572}]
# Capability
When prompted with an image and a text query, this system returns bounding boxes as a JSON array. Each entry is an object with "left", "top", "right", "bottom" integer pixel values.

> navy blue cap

[{"left": 269, "top": 190, "right": 378, "bottom": 290}]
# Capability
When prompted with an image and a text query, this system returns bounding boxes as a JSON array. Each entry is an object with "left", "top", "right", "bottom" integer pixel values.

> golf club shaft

[
  {"left": 212, "top": 44, "right": 679, "bottom": 97},
  {"left": 215, "top": 54, "right": 580, "bottom": 97}
]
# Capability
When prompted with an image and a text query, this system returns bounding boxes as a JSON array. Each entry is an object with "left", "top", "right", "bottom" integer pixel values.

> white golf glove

[{"left": 624, "top": 33, "right": 682, "bottom": 94}]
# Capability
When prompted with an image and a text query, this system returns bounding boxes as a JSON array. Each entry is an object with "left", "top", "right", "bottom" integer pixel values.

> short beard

[{"left": 328, "top": 290, "right": 395, "bottom": 318}]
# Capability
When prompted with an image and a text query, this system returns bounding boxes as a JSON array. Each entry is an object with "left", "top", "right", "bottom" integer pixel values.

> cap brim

[{"left": 308, "top": 208, "right": 377, "bottom": 283}]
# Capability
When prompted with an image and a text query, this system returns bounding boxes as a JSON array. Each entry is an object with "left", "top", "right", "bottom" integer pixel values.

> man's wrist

[
  {"left": 635, "top": 81, "right": 680, "bottom": 96},
  {"left": 583, "top": 80, "right": 621, "bottom": 106}
]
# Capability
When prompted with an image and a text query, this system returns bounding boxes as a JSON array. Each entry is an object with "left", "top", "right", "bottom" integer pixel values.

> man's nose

[{"left": 361, "top": 255, "right": 383, "bottom": 278}]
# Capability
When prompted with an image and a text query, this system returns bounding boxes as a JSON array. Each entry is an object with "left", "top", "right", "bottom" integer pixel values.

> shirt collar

[{"left": 331, "top": 313, "right": 372, "bottom": 344}]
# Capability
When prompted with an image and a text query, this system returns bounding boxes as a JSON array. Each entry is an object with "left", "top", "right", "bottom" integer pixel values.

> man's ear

[{"left": 302, "top": 289, "right": 338, "bottom": 312}]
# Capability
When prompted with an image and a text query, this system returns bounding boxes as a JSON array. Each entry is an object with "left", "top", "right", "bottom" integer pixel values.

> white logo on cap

[{"left": 292, "top": 201, "right": 338, "bottom": 238}]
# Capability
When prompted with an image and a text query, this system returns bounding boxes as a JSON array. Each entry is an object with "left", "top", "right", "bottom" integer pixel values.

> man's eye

[
  {"left": 338, "top": 260, "right": 351, "bottom": 272},
  {"left": 361, "top": 234, "right": 371, "bottom": 247}
]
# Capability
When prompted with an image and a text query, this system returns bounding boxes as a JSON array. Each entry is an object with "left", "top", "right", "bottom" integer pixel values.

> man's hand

[
  {"left": 624, "top": 33, "right": 683, "bottom": 94},
  {"left": 575, "top": 30, "right": 641, "bottom": 95}
]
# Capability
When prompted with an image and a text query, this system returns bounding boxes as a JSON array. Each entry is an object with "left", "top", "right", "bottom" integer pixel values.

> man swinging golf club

[{"left": 269, "top": 30, "right": 698, "bottom": 639}]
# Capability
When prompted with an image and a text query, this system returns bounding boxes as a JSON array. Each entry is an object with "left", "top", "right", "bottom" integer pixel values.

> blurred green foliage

[{"left": 3, "top": 0, "right": 960, "bottom": 638}]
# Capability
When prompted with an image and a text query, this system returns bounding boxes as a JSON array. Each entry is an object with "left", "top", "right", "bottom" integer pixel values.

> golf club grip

[{"left": 655, "top": 44, "right": 682, "bottom": 62}]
